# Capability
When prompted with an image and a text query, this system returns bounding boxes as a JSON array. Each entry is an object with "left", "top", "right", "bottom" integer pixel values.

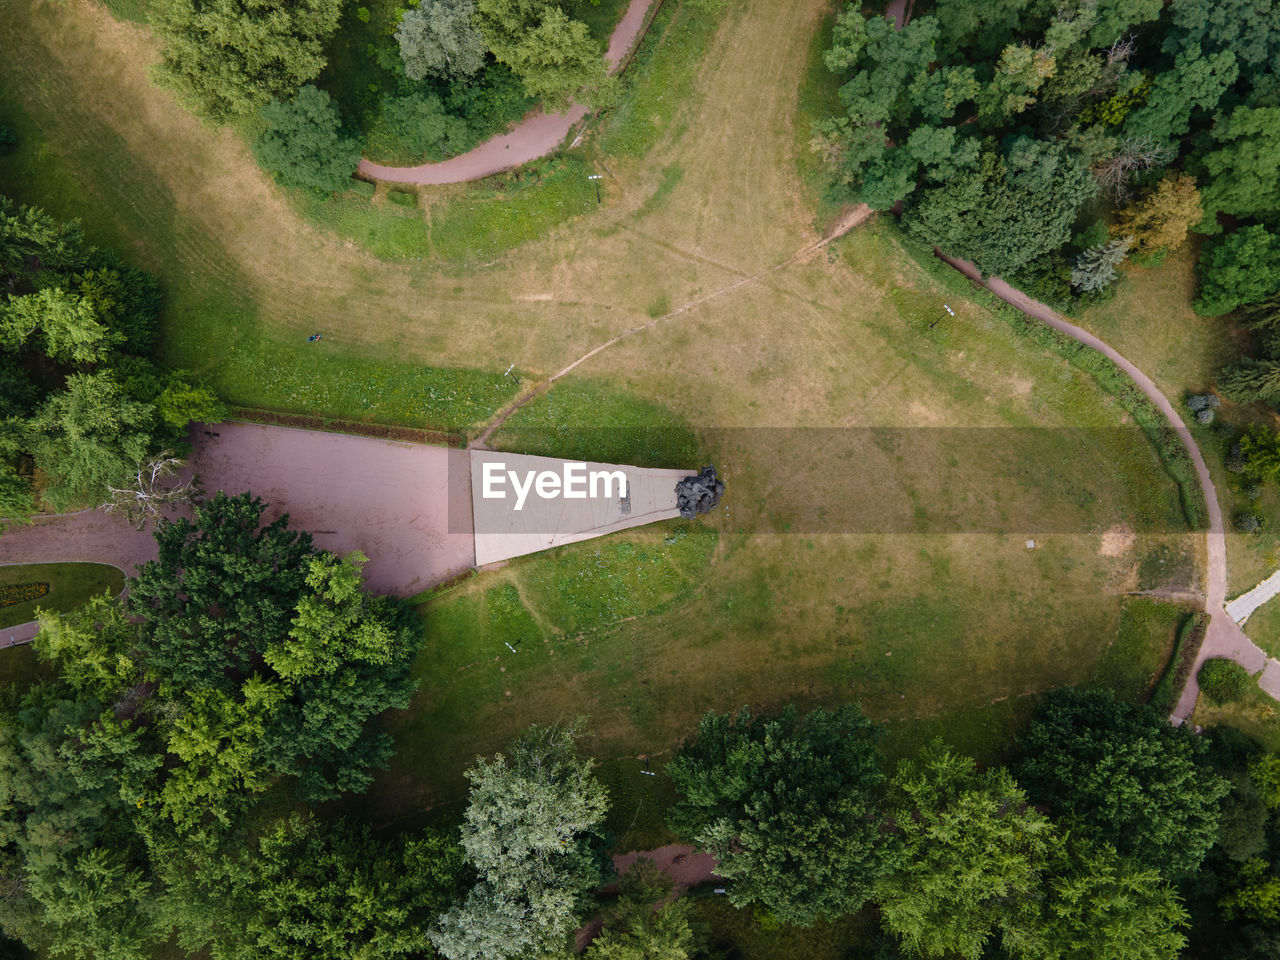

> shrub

[
  {"left": 388, "top": 189, "right": 417, "bottom": 207},
  {"left": 0, "top": 125, "right": 15, "bottom": 154},
  {"left": 1188, "top": 395, "right": 1211, "bottom": 412},
  {"left": 1227, "top": 444, "right": 1247, "bottom": 473},
  {"left": 1234, "top": 512, "right": 1262, "bottom": 533},
  {"left": 1197, "top": 408, "right": 1216, "bottom": 424},
  {"left": 349, "top": 179, "right": 376, "bottom": 199},
  {"left": 1243, "top": 483, "right": 1263, "bottom": 501},
  {"left": 1199, "top": 658, "right": 1252, "bottom": 705}
]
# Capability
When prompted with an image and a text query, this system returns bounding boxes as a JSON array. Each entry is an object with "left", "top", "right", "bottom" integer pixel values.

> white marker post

[
  {"left": 588, "top": 174, "right": 603, "bottom": 204},
  {"left": 929, "top": 303, "right": 956, "bottom": 329}
]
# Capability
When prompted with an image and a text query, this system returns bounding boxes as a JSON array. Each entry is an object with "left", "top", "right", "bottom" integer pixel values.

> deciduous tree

[
  {"left": 1017, "top": 688, "right": 1229, "bottom": 878},
  {"left": 396, "top": 0, "right": 488, "bottom": 81},
  {"left": 875, "top": 741, "right": 1052, "bottom": 960},
  {"left": 1009, "top": 838, "right": 1189, "bottom": 960},
  {"left": 1194, "top": 225, "right": 1280, "bottom": 316},
  {"left": 431, "top": 720, "right": 608, "bottom": 960},
  {"left": 1113, "top": 172, "right": 1202, "bottom": 254},
  {"left": 255, "top": 86, "right": 362, "bottom": 193},
  {"left": 666, "top": 704, "right": 892, "bottom": 926},
  {"left": 151, "top": 0, "right": 346, "bottom": 120}
]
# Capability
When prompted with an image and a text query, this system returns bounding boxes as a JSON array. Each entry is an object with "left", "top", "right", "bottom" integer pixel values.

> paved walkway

[
  {"left": 1, "top": 421, "right": 691, "bottom": 623},
  {"left": 934, "top": 251, "right": 1280, "bottom": 720},
  {"left": 358, "top": 0, "right": 655, "bottom": 184},
  {"left": 1226, "top": 570, "right": 1280, "bottom": 624}
]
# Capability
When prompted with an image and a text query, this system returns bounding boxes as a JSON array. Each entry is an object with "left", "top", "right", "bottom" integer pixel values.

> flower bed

[{"left": 0, "top": 583, "right": 49, "bottom": 609}]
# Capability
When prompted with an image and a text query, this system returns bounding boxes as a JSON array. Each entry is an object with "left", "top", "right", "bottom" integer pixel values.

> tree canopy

[
  {"left": 0, "top": 196, "right": 223, "bottom": 516},
  {"left": 666, "top": 704, "right": 892, "bottom": 925},
  {"left": 474, "top": 0, "right": 609, "bottom": 110},
  {"left": 151, "top": 0, "right": 346, "bottom": 120},
  {"left": 431, "top": 720, "right": 609, "bottom": 960},
  {"left": 396, "top": 0, "right": 488, "bottom": 81},
  {"left": 875, "top": 741, "right": 1053, "bottom": 960},
  {"left": 1017, "top": 688, "right": 1229, "bottom": 878},
  {"left": 255, "top": 85, "right": 363, "bottom": 193}
]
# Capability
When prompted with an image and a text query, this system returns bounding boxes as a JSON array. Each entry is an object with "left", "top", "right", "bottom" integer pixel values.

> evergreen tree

[
  {"left": 1218, "top": 358, "right": 1280, "bottom": 403},
  {"left": 1071, "top": 235, "right": 1132, "bottom": 291}
]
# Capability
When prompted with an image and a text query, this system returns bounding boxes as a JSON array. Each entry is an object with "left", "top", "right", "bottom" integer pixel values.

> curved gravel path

[
  {"left": 935, "top": 251, "right": 1280, "bottom": 719},
  {"left": 358, "top": 0, "right": 655, "bottom": 185}
]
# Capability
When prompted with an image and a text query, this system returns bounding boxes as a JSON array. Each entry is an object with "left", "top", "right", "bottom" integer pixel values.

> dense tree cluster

[
  {"left": 816, "top": 0, "right": 1280, "bottom": 318},
  {"left": 0, "top": 495, "right": 438, "bottom": 958},
  {"left": 154, "top": 0, "right": 619, "bottom": 190},
  {"left": 0, "top": 197, "right": 224, "bottom": 517},
  {"left": 661, "top": 693, "right": 1230, "bottom": 960},
  {"left": 1, "top": 605, "right": 1272, "bottom": 960}
]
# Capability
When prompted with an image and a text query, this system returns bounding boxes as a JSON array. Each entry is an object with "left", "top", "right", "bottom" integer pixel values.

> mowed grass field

[{"left": 3, "top": 0, "right": 1201, "bottom": 883}]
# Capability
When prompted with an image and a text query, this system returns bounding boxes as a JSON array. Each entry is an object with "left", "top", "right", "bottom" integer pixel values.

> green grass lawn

[
  {"left": 1242, "top": 596, "right": 1280, "bottom": 660},
  {"left": 0, "top": 563, "right": 125, "bottom": 630},
  {"left": 489, "top": 375, "right": 703, "bottom": 467},
  {"left": 300, "top": 156, "right": 599, "bottom": 263},
  {"left": 0, "top": 645, "right": 52, "bottom": 696}
]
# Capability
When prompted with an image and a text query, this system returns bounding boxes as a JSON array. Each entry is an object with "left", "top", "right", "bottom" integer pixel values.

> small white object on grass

[
  {"left": 1026, "top": 540, "right": 1036, "bottom": 549},
  {"left": 504, "top": 364, "right": 515, "bottom": 377},
  {"left": 504, "top": 641, "right": 517, "bottom": 653},
  {"left": 640, "top": 770, "right": 656, "bottom": 777}
]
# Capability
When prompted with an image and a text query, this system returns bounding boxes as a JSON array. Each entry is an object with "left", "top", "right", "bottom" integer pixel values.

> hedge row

[{"left": 1149, "top": 611, "right": 1211, "bottom": 716}]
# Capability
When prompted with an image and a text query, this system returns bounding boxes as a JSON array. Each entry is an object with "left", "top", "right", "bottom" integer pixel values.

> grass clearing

[
  {"left": 212, "top": 332, "right": 520, "bottom": 432},
  {"left": 490, "top": 376, "right": 702, "bottom": 466},
  {"left": 0, "top": 563, "right": 125, "bottom": 630},
  {"left": 301, "top": 156, "right": 598, "bottom": 262},
  {"left": 594, "top": 0, "right": 730, "bottom": 158}
]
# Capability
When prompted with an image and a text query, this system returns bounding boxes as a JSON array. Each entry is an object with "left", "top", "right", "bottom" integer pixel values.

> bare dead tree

[
  {"left": 1107, "top": 34, "right": 1137, "bottom": 68},
  {"left": 1092, "top": 136, "right": 1174, "bottom": 201},
  {"left": 101, "top": 451, "right": 202, "bottom": 529}
]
